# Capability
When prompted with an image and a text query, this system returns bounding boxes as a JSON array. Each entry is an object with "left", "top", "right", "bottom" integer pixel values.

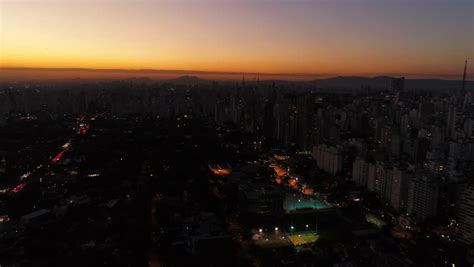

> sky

[{"left": 1, "top": 0, "right": 473, "bottom": 80}]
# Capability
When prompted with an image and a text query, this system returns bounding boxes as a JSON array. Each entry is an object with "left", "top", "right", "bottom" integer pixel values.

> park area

[
  {"left": 287, "top": 232, "right": 319, "bottom": 246},
  {"left": 254, "top": 235, "right": 293, "bottom": 249},
  {"left": 365, "top": 213, "right": 387, "bottom": 228}
]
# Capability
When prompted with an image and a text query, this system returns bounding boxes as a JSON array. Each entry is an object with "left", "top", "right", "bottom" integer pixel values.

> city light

[
  {"left": 270, "top": 163, "right": 288, "bottom": 177},
  {"left": 208, "top": 164, "right": 232, "bottom": 175},
  {"left": 20, "top": 172, "right": 32, "bottom": 181},
  {"left": 10, "top": 182, "right": 28, "bottom": 193},
  {"left": 0, "top": 215, "right": 10, "bottom": 223},
  {"left": 51, "top": 150, "right": 67, "bottom": 163},
  {"left": 79, "top": 124, "right": 91, "bottom": 135},
  {"left": 0, "top": 3, "right": 469, "bottom": 262}
]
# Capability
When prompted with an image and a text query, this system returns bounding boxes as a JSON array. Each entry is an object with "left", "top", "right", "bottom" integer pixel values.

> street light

[
  {"left": 275, "top": 227, "right": 279, "bottom": 231},
  {"left": 290, "top": 225, "right": 294, "bottom": 234},
  {"left": 305, "top": 224, "right": 309, "bottom": 232},
  {"left": 259, "top": 228, "right": 263, "bottom": 233}
]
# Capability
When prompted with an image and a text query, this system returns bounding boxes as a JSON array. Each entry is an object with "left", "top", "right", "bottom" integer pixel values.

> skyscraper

[
  {"left": 389, "top": 166, "right": 410, "bottom": 211},
  {"left": 312, "top": 144, "right": 343, "bottom": 175},
  {"left": 0, "top": 155, "right": 5, "bottom": 174},
  {"left": 461, "top": 60, "right": 468, "bottom": 95},
  {"left": 390, "top": 77, "right": 405, "bottom": 92},
  {"left": 352, "top": 158, "right": 368, "bottom": 187},
  {"left": 407, "top": 176, "right": 439, "bottom": 221},
  {"left": 457, "top": 185, "right": 474, "bottom": 245},
  {"left": 446, "top": 103, "right": 457, "bottom": 139}
]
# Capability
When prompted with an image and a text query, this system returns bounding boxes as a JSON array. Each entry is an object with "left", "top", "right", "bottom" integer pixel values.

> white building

[
  {"left": 367, "top": 161, "right": 386, "bottom": 196},
  {"left": 367, "top": 162, "right": 377, "bottom": 191},
  {"left": 352, "top": 158, "right": 368, "bottom": 187},
  {"left": 389, "top": 167, "right": 410, "bottom": 211},
  {"left": 312, "top": 144, "right": 343, "bottom": 175}
]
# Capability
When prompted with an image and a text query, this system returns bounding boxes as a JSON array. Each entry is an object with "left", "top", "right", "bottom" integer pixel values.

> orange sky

[{"left": 1, "top": 0, "right": 473, "bottom": 80}]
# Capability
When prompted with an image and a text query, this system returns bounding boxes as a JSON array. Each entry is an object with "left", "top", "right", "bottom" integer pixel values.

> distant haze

[{"left": 0, "top": 67, "right": 472, "bottom": 81}]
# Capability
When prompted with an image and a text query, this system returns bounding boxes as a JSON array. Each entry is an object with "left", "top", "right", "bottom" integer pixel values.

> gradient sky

[{"left": 1, "top": 0, "right": 473, "bottom": 79}]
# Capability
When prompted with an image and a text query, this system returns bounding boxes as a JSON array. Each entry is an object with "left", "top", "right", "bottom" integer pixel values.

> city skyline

[
  {"left": 2, "top": 0, "right": 473, "bottom": 80},
  {"left": 3, "top": 1, "right": 474, "bottom": 266}
]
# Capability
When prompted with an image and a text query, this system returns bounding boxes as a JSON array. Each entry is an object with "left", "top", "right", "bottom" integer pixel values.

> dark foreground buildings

[{"left": 0, "top": 76, "right": 474, "bottom": 266}]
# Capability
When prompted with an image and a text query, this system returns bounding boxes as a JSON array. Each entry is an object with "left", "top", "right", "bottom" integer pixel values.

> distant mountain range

[
  {"left": 166, "top": 75, "right": 208, "bottom": 85},
  {"left": 2, "top": 69, "right": 472, "bottom": 90},
  {"left": 163, "top": 75, "right": 473, "bottom": 90},
  {"left": 310, "top": 76, "right": 473, "bottom": 90}
]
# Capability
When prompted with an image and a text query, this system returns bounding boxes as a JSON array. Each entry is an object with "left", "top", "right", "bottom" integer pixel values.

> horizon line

[{"left": 0, "top": 66, "right": 472, "bottom": 81}]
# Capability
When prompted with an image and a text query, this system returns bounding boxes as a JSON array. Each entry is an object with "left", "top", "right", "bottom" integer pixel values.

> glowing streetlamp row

[{"left": 258, "top": 224, "right": 310, "bottom": 233}]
